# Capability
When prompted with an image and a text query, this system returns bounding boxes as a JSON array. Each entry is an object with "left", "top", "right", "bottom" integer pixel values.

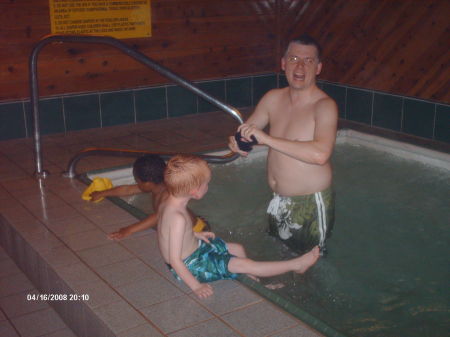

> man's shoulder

[
  {"left": 259, "top": 87, "right": 288, "bottom": 107},
  {"left": 262, "top": 87, "right": 288, "bottom": 100},
  {"left": 314, "top": 90, "right": 338, "bottom": 113}
]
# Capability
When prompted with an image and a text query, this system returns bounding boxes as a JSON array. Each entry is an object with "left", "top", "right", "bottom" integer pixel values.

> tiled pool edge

[
  {"left": 338, "top": 129, "right": 450, "bottom": 171},
  {"left": 237, "top": 275, "right": 348, "bottom": 337},
  {"left": 0, "top": 214, "right": 117, "bottom": 337}
]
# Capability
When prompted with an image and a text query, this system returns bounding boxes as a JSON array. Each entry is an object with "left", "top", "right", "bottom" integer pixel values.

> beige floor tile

[
  {"left": 117, "top": 323, "right": 164, "bottom": 337},
  {"left": 60, "top": 228, "right": 110, "bottom": 251},
  {"left": 117, "top": 275, "right": 184, "bottom": 309},
  {"left": 44, "top": 215, "right": 97, "bottom": 237},
  {"left": 0, "top": 321, "right": 20, "bottom": 337},
  {"left": 221, "top": 301, "right": 298, "bottom": 337},
  {"left": 93, "top": 300, "right": 146, "bottom": 334},
  {"left": 78, "top": 242, "right": 134, "bottom": 268},
  {"left": 39, "top": 327, "right": 78, "bottom": 337},
  {"left": 0, "top": 289, "right": 49, "bottom": 318},
  {"left": 10, "top": 307, "right": 67, "bottom": 337},
  {"left": 140, "top": 295, "right": 213, "bottom": 334},
  {"left": 40, "top": 245, "right": 81, "bottom": 268},
  {"left": 168, "top": 318, "right": 241, "bottom": 337},
  {"left": 96, "top": 258, "right": 158, "bottom": 287},
  {"left": 71, "top": 280, "right": 122, "bottom": 310},
  {"left": 0, "top": 258, "right": 22, "bottom": 279},
  {"left": 56, "top": 262, "right": 102, "bottom": 288},
  {"left": 198, "top": 280, "right": 262, "bottom": 315},
  {"left": 0, "top": 273, "right": 34, "bottom": 297}
]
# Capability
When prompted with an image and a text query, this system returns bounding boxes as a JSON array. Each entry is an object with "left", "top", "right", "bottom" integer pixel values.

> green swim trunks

[
  {"left": 168, "top": 238, "right": 238, "bottom": 283},
  {"left": 267, "top": 186, "right": 335, "bottom": 254}
]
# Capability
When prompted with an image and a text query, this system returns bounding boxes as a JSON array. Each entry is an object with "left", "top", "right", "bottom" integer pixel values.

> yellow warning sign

[{"left": 49, "top": 0, "right": 151, "bottom": 39}]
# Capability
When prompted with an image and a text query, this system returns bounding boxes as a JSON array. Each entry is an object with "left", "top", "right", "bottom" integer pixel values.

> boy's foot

[{"left": 294, "top": 246, "right": 320, "bottom": 274}]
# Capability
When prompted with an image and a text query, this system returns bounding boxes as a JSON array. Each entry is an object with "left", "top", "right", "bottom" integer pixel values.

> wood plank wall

[
  {"left": 284, "top": 0, "right": 450, "bottom": 103},
  {"left": 0, "top": 0, "right": 448, "bottom": 103}
]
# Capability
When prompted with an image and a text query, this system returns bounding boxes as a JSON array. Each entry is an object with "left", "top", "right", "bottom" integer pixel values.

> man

[{"left": 229, "top": 35, "right": 338, "bottom": 254}]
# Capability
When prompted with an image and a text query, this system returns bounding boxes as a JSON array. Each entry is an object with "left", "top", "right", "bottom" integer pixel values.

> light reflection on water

[{"left": 124, "top": 144, "right": 450, "bottom": 337}]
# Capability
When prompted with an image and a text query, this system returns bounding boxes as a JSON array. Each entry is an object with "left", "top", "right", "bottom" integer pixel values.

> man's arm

[
  {"left": 90, "top": 184, "right": 142, "bottom": 202},
  {"left": 108, "top": 213, "right": 157, "bottom": 240},
  {"left": 241, "top": 98, "right": 338, "bottom": 165},
  {"left": 228, "top": 90, "right": 273, "bottom": 155},
  {"left": 168, "top": 213, "right": 213, "bottom": 298}
]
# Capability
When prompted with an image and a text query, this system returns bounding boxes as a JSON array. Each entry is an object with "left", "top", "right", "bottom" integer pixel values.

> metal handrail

[
  {"left": 30, "top": 35, "right": 243, "bottom": 178},
  {"left": 64, "top": 147, "right": 239, "bottom": 178}
]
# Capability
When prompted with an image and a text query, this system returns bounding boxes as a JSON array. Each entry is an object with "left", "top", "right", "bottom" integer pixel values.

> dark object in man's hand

[{"left": 235, "top": 131, "right": 258, "bottom": 152}]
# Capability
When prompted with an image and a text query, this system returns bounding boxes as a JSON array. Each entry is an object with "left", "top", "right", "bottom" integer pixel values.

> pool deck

[{"left": 0, "top": 111, "right": 324, "bottom": 337}]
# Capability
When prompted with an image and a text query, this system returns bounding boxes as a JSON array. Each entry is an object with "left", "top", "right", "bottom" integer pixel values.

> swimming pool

[{"left": 86, "top": 130, "right": 450, "bottom": 337}]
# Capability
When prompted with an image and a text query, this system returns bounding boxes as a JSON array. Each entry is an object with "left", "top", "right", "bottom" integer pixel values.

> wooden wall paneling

[
  {"left": 0, "top": 0, "right": 277, "bottom": 100},
  {"left": 0, "top": 43, "right": 275, "bottom": 100},
  {"left": 284, "top": 0, "right": 449, "bottom": 102},
  {"left": 0, "top": 0, "right": 448, "bottom": 103}
]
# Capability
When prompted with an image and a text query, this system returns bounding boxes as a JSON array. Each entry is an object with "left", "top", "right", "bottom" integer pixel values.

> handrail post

[
  {"left": 29, "top": 39, "right": 50, "bottom": 179},
  {"left": 29, "top": 35, "right": 244, "bottom": 179}
]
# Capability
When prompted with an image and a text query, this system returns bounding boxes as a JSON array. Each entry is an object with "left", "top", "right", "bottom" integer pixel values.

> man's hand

[
  {"left": 238, "top": 123, "right": 269, "bottom": 145},
  {"left": 194, "top": 231, "right": 215, "bottom": 244},
  {"left": 193, "top": 283, "right": 214, "bottom": 299},
  {"left": 228, "top": 135, "right": 249, "bottom": 157}
]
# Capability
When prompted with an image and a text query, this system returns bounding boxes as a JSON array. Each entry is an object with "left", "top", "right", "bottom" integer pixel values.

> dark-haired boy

[{"left": 88, "top": 154, "right": 209, "bottom": 240}]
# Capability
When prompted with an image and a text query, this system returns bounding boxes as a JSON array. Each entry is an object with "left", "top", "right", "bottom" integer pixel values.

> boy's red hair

[{"left": 164, "top": 155, "right": 210, "bottom": 196}]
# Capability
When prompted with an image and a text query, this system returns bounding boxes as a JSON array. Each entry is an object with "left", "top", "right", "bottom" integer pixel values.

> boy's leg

[
  {"left": 226, "top": 243, "right": 260, "bottom": 281},
  {"left": 226, "top": 243, "right": 247, "bottom": 258},
  {"left": 227, "top": 246, "right": 320, "bottom": 277}
]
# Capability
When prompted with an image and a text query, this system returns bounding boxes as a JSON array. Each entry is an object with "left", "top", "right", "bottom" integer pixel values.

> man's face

[{"left": 281, "top": 43, "right": 322, "bottom": 91}]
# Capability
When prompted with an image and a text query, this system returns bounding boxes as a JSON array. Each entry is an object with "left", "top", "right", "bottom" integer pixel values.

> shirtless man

[{"left": 229, "top": 35, "right": 338, "bottom": 254}]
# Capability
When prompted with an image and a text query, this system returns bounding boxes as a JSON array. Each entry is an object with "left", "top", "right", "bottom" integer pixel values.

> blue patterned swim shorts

[{"left": 168, "top": 238, "right": 238, "bottom": 283}]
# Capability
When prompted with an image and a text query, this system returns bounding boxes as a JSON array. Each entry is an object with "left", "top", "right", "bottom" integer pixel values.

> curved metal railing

[
  {"left": 64, "top": 148, "right": 239, "bottom": 178},
  {"left": 30, "top": 35, "right": 243, "bottom": 178}
]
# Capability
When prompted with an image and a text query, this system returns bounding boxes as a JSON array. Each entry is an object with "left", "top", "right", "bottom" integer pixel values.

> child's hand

[
  {"left": 90, "top": 191, "right": 104, "bottom": 202},
  {"left": 194, "top": 231, "right": 215, "bottom": 244},
  {"left": 193, "top": 283, "right": 213, "bottom": 299},
  {"left": 107, "top": 227, "right": 130, "bottom": 241}
]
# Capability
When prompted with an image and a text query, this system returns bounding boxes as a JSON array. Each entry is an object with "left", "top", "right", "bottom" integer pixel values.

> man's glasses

[{"left": 285, "top": 55, "right": 318, "bottom": 66}]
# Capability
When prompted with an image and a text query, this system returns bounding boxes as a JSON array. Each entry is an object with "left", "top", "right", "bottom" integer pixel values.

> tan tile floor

[{"left": 0, "top": 111, "right": 323, "bottom": 337}]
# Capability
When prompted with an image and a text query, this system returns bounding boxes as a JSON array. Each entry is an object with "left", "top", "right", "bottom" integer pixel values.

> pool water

[{"left": 114, "top": 143, "right": 450, "bottom": 337}]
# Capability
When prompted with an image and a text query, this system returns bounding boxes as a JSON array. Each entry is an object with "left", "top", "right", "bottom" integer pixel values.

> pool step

[{"left": 0, "top": 215, "right": 135, "bottom": 337}]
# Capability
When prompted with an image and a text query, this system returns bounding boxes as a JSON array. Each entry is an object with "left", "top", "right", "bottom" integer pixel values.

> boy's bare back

[{"left": 157, "top": 197, "right": 200, "bottom": 264}]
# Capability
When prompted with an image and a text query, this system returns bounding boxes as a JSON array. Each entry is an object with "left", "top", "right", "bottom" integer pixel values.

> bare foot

[{"left": 294, "top": 246, "right": 320, "bottom": 274}]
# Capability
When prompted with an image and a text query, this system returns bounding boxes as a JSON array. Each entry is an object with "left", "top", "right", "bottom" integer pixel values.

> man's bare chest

[{"left": 269, "top": 109, "right": 315, "bottom": 140}]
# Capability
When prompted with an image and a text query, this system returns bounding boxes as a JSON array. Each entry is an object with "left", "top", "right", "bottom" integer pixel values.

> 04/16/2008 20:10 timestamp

[{"left": 27, "top": 293, "right": 90, "bottom": 301}]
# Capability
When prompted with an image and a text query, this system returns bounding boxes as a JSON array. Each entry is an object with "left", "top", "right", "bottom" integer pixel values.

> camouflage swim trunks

[
  {"left": 267, "top": 186, "right": 335, "bottom": 254},
  {"left": 168, "top": 238, "right": 238, "bottom": 283}
]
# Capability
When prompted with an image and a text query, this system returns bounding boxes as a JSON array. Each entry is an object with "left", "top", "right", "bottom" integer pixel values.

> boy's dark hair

[
  {"left": 287, "top": 34, "right": 322, "bottom": 60},
  {"left": 132, "top": 154, "right": 166, "bottom": 184}
]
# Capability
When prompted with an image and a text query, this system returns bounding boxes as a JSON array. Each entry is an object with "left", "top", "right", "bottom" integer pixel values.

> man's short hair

[
  {"left": 286, "top": 34, "right": 322, "bottom": 60},
  {"left": 133, "top": 154, "right": 166, "bottom": 184},
  {"left": 165, "top": 155, "right": 210, "bottom": 196}
]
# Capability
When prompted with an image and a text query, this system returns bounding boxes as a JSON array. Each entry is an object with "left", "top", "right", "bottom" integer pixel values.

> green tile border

[
  {"left": 237, "top": 275, "right": 348, "bottom": 337},
  {"left": 0, "top": 75, "right": 448, "bottom": 146}
]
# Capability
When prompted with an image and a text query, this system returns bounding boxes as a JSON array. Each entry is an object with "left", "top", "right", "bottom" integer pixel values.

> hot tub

[{"left": 85, "top": 130, "right": 450, "bottom": 337}]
